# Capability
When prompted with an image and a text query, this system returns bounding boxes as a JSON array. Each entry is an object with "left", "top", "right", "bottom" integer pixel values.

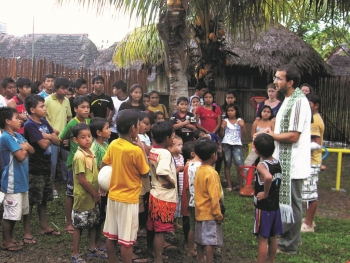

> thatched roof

[
  {"left": 0, "top": 33, "right": 99, "bottom": 69},
  {"left": 226, "top": 24, "right": 334, "bottom": 78},
  {"left": 326, "top": 44, "right": 350, "bottom": 76}
]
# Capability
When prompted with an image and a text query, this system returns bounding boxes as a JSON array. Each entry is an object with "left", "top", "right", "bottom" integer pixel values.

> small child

[
  {"left": 189, "top": 96, "right": 200, "bottom": 115},
  {"left": 24, "top": 95, "right": 62, "bottom": 239},
  {"left": 143, "top": 93, "right": 150, "bottom": 108},
  {"left": 253, "top": 133, "right": 283, "bottom": 263},
  {"left": 71, "top": 123, "right": 107, "bottom": 262},
  {"left": 194, "top": 138, "right": 223, "bottom": 263},
  {"left": 147, "top": 121, "right": 177, "bottom": 263},
  {"left": 154, "top": 111, "right": 165, "bottom": 123},
  {"left": 0, "top": 107, "right": 35, "bottom": 251},
  {"left": 102, "top": 109, "right": 149, "bottom": 262},
  {"left": 170, "top": 97, "right": 197, "bottom": 143},
  {"left": 90, "top": 117, "right": 111, "bottom": 250},
  {"left": 59, "top": 96, "right": 90, "bottom": 235},
  {"left": 170, "top": 135, "right": 184, "bottom": 229}
]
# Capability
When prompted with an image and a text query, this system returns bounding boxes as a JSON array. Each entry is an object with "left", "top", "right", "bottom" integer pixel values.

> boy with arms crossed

[
  {"left": 0, "top": 107, "right": 35, "bottom": 251},
  {"left": 102, "top": 109, "right": 149, "bottom": 263},
  {"left": 253, "top": 133, "right": 283, "bottom": 263}
]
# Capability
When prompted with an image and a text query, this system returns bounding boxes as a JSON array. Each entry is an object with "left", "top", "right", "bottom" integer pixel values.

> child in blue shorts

[{"left": 253, "top": 133, "right": 283, "bottom": 263}]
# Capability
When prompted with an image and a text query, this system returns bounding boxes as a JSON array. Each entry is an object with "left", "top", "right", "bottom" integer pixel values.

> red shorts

[{"left": 146, "top": 213, "right": 174, "bottom": 233}]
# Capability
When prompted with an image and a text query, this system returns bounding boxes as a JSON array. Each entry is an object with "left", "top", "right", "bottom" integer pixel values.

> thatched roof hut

[
  {"left": 226, "top": 24, "right": 333, "bottom": 81},
  {"left": 326, "top": 44, "right": 350, "bottom": 76}
]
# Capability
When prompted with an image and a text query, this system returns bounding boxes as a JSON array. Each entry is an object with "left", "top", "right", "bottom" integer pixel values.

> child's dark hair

[
  {"left": 90, "top": 117, "right": 108, "bottom": 138},
  {"left": 151, "top": 121, "right": 174, "bottom": 144},
  {"left": 1, "top": 77, "right": 15, "bottom": 89},
  {"left": 42, "top": 74, "right": 55, "bottom": 82},
  {"left": 203, "top": 91, "right": 216, "bottom": 112},
  {"left": 138, "top": 111, "right": 149, "bottom": 122},
  {"left": 195, "top": 82, "right": 207, "bottom": 91},
  {"left": 25, "top": 95, "right": 45, "bottom": 115},
  {"left": 54, "top": 77, "right": 69, "bottom": 90},
  {"left": 116, "top": 109, "right": 139, "bottom": 135},
  {"left": 72, "top": 123, "right": 91, "bottom": 138},
  {"left": 193, "top": 128, "right": 206, "bottom": 139},
  {"left": 154, "top": 111, "right": 165, "bottom": 121},
  {"left": 143, "top": 93, "right": 150, "bottom": 100},
  {"left": 112, "top": 80, "right": 127, "bottom": 93},
  {"left": 182, "top": 141, "right": 195, "bottom": 163},
  {"left": 301, "top": 83, "right": 313, "bottom": 93},
  {"left": 74, "top": 78, "right": 87, "bottom": 89},
  {"left": 177, "top": 97, "right": 188, "bottom": 105},
  {"left": 92, "top": 75, "right": 104, "bottom": 84},
  {"left": 16, "top": 77, "right": 31, "bottom": 88},
  {"left": 222, "top": 90, "right": 237, "bottom": 110},
  {"left": 226, "top": 103, "right": 242, "bottom": 119},
  {"left": 68, "top": 87, "right": 74, "bottom": 95},
  {"left": 73, "top": 96, "right": 90, "bottom": 108},
  {"left": 254, "top": 133, "right": 275, "bottom": 158},
  {"left": 31, "top": 81, "right": 42, "bottom": 94},
  {"left": 0, "top": 107, "right": 18, "bottom": 129},
  {"left": 194, "top": 137, "right": 218, "bottom": 161},
  {"left": 258, "top": 105, "right": 274, "bottom": 120},
  {"left": 148, "top": 90, "right": 160, "bottom": 97},
  {"left": 306, "top": 93, "right": 321, "bottom": 107}
]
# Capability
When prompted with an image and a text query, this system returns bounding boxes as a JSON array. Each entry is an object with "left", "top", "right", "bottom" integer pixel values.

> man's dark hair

[
  {"left": 194, "top": 137, "right": 218, "bottom": 161},
  {"left": 90, "top": 117, "right": 108, "bottom": 138},
  {"left": 1, "top": 77, "right": 15, "bottom": 89},
  {"left": 116, "top": 109, "right": 139, "bottom": 135},
  {"left": 73, "top": 95, "right": 90, "bottom": 108},
  {"left": 54, "top": 77, "right": 69, "bottom": 90},
  {"left": 277, "top": 64, "right": 301, "bottom": 88},
  {"left": 177, "top": 96, "right": 188, "bottom": 105},
  {"left": 16, "top": 77, "right": 31, "bottom": 88},
  {"left": 306, "top": 93, "right": 321, "bottom": 107},
  {"left": 151, "top": 121, "right": 174, "bottom": 144},
  {"left": 182, "top": 141, "right": 195, "bottom": 163},
  {"left": 42, "top": 74, "right": 55, "bottom": 82},
  {"left": 92, "top": 75, "right": 104, "bottom": 84},
  {"left": 254, "top": 133, "right": 275, "bottom": 158},
  {"left": 25, "top": 95, "right": 45, "bottom": 115},
  {"left": 74, "top": 78, "right": 87, "bottom": 89},
  {"left": 195, "top": 82, "right": 207, "bottom": 91},
  {"left": 72, "top": 123, "right": 90, "bottom": 138},
  {"left": 0, "top": 107, "right": 18, "bottom": 129},
  {"left": 112, "top": 80, "right": 127, "bottom": 93},
  {"left": 31, "top": 81, "right": 42, "bottom": 94}
]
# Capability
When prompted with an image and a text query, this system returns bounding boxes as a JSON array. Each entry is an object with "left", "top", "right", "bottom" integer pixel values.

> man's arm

[{"left": 267, "top": 130, "right": 300, "bottom": 143}]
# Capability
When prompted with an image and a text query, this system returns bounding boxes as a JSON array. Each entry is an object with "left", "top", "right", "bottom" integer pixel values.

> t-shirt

[
  {"left": 174, "top": 154, "right": 184, "bottom": 194},
  {"left": 273, "top": 93, "right": 311, "bottom": 179},
  {"left": 91, "top": 141, "right": 109, "bottom": 169},
  {"left": 181, "top": 162, "right": 190, "bottom": 216},
  {"left": 311, "top": 113, "right": 324, "bottom": 165},
  {"left": 0, "top": 131, "right": 29, "bottom": 193},
  {"left": 111, "top": 96, "right": 128, "bottom": 133},
  {"left": 12, "top": 96, "right": 27, "bottom": 135},
  {"left": 195, "top": 106, "right": 222, "bottom": 133},
  {"left": 59, "top": 117, "right": 90, "bottom": 170},
  {"left": 38, "top": 90, "right": 50, "bottom": 99},
  {"left": 87, "top": 92, "right": 114, "bottom": 118},
  {"left": 221, "top": 118, "right": 242, "bottom": 145},
  {"left": 72, "top": 147, "right": 99, "bottom": 212},
  {"left": 148, "top": 104, "right": 169, "bottom": 118},
  {"left": 24, "top": 118, "right": 54, "bottom": 175},
  {"left": 188, "top": 161, "right": 201, "bottom": 207},
  {"left": 170, "top": 111, "right": 196, "bottom": 142},
  {"left": 149, "top": 146, "right": 177, "bottom": 203},
  {"left": 0, "top": 94, "right": 6, "bottom": 107},
  {"left": 45, "top": 94, "right": 72, "bottom": 133},
  {"left": 102, "top": 138, "right": 149, "bottom": 204},
  {"left": 194, "top": 165, "right": 223, "bottom": 221},
  {"left": 119, "top": 102, "right": 146, "bottom": 112},
  {"left": 139, "top": 133, "right": 151, "bottom": 195}
]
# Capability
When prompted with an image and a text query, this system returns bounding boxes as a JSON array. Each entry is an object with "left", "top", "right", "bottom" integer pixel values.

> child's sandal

[
  {"left": 71, "top": 254, "right": 86, "bottom": 263},
  {"left": 87, "top": 247, "right": 108, "bottom": 259}
]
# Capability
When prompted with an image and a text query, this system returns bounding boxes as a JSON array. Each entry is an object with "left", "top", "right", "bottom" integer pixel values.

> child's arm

[
  {"left": 39, "top": 132, "right": 60, "bottom": 148},
  {"left": 256, "top": 163, "right": 272, "bottom": 201},
  {"left": 219, "top": 120, "right": 227, "bottom": 138},
  {"left": 238, "top": 118, "right": 247, "bottom": 138},
  {"left": 176, "top": 166, "right": 184, "bottom": 174},
  {"left": 207, "top": 171, "right": 223, "bottom": 222},
  {"left": 159, "top": 174, "right": 176, "bottom": 189},
  {"left": 195, "top": 109, "right": 209, "bottom": 133},
  {"left": 173, "top": 119, "right": 190, "bottom": 130},
  {"left": 77, "top": 172, "right": 101, "bottom": 203},
  {"left": 212, "top": 113, "right": 222, "bottom": 134},
  {"left": 251, "top": 120, "right": 258, "bottom": 138},
  {"left": 13, "top": 142, "right": 34, "bottom": 162}
]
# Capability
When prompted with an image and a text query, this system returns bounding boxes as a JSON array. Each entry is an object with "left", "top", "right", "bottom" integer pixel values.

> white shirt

[
  {"left": 0, "top": 95, "right": 6, "bottom": 108},
  {"left": 111, "top": 96, "right": 128, "bottom": 133},
  {"left": 273, "top": 95, "right": 311, "bottom": 179}
]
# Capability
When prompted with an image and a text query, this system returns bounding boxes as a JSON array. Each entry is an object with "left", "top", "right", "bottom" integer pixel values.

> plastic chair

[
  {"left": 249, "top": 96, "right": 267, "bottom": 109},
  {"left": 238, "top": 165, "right": 256, "bottom": 197}
]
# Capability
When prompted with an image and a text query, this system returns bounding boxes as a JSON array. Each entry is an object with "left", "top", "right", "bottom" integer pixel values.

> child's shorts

[
  {"left": 302, "top": 164, "right": 321, "bottom": 205},
  {"left": 3, "top": 192, "right": 29, "bottom": 221},
  {"left": 66, "top": 170, "right": 74, "bottom": 197},
  {"left": 175, "top": 195, "right": 182, "bottom": 218},
  {"left": 194, "top": 220, "right": 223, "bottom": 246},
  {"left": 254, "top": 208, "right": 283, "bottom": 238},
  {"left": 29, "top": 174, "right": 53, "bottom": 205},
  {"left": 73, "top": 204, "right": 100, "bottom": 229},
  {"left": 189, "top": 207, "right": 196, "bottom": 231},
  {"left": 103, "top": 199, "right": 139, "bottom": 247},
  {"left": 222, "top": 144, "right": 243, "bottom": 167}
]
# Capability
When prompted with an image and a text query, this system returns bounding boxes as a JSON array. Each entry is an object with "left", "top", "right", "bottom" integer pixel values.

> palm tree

[{"left": 62, "top": 0, "right": 350, "bottom": 112}]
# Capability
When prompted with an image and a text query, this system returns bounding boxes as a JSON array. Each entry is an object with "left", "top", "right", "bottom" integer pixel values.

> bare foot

[
  {"left": 187, "top": 251, "right": 197, "bottom": 257},
  {"left": 64, "top": 225, "right": 74, "bottom": 234}
]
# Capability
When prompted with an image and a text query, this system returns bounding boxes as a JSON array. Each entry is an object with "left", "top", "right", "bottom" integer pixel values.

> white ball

[{"left": 98, "top": 165, "right": 112, "bottom": 191}]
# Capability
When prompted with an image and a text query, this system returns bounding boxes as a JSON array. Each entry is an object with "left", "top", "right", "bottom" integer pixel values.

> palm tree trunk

[{"left": 158, "top": 1, "right": 188, "bottom": 114}]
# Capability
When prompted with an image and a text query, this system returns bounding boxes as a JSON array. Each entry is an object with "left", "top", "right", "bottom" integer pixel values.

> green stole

[{"left": 278, "top": 87, "right": 304, "bottom": 223}]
